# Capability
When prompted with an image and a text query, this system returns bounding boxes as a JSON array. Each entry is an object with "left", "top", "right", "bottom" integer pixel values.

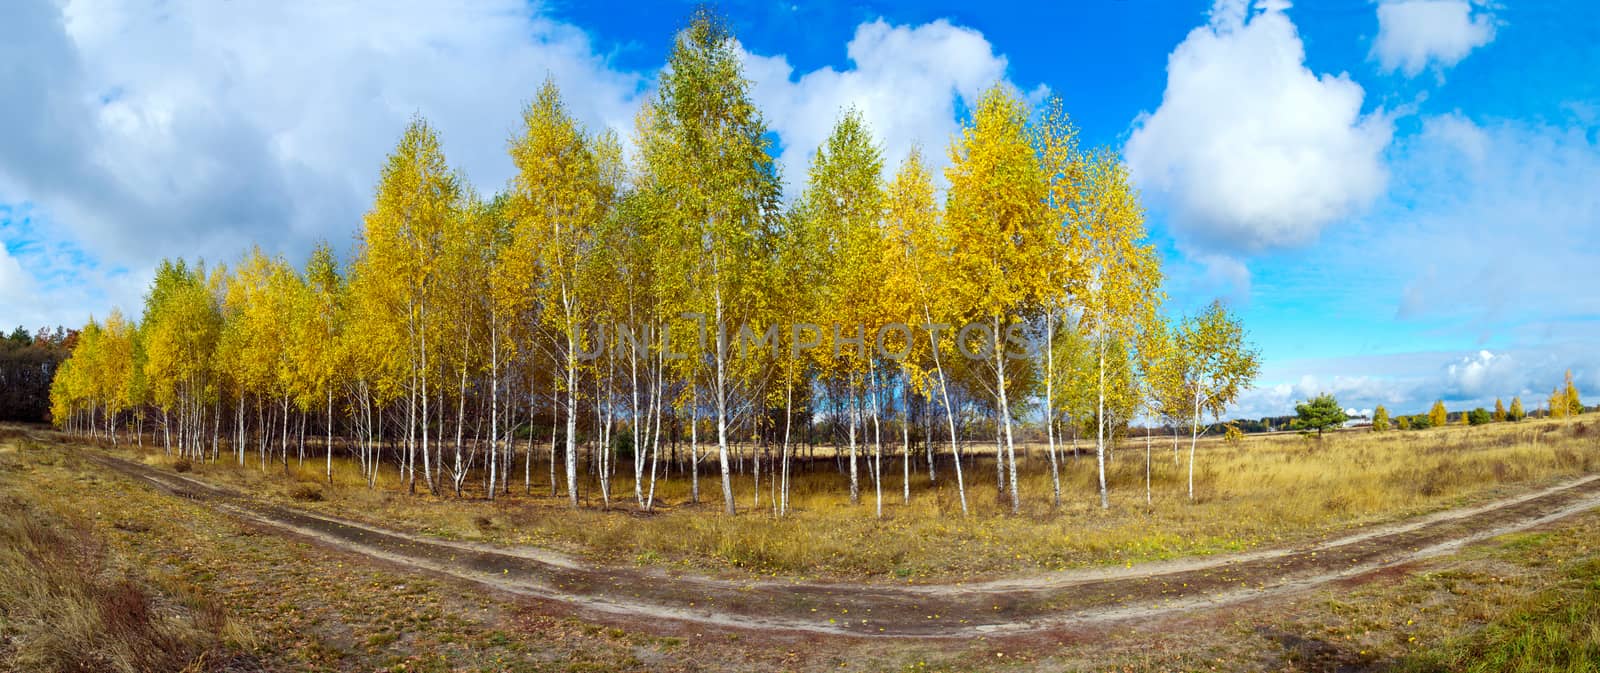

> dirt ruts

[{"left": 82, "top": 449, "right": 1600, "bottom": 639}]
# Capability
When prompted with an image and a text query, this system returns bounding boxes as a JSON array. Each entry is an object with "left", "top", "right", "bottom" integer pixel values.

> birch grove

[{"left": 48, "top": 10, "right": 1260, "bottom": 516}]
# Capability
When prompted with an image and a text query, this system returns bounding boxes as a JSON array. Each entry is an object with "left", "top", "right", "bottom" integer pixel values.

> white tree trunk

[
  {"left": 995, "top": 315, "right": 1019, "bottom": 514},
  {"left": 781, "top": 367, "right": 794, "bottom": 515},
  {"left": 929, "top": 316, "right": 967, "bottom": 516},
  {"left": 902, "top": 376, "right": 911, "bottom": 505},
  {"left": 869, "top": 362, "right": 883, "bottom": 518},
  {"left": 690, "top": 381, "right": 700, "bottom": 504},
  {"left": 848, "top": 383, "right": 860, "bottom": 506},
  {"left": 1188, "top": 387, "right": 1203, "bottom": 501},
  {"left": 713, "top": 285, "right": 735, "bottom": 515},
  {"left": 326, "top": 387, "right": 334, "bottom": 484},
  {"left": 1096, "top": 329, "right": 1109, "bottom": 510},
  {"left": 1044, "top": 311, "right": 1060, "bottom": 507}
]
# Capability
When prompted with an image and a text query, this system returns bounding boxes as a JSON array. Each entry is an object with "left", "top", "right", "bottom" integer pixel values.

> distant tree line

[
  {"left": 0, "top": 326, "right": 75, "bottom": 422},
  {"left": 1366, "top": 372, "right": 1584, "bottom": 432}
]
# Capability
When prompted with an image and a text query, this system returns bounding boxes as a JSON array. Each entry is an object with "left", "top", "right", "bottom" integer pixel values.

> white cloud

[
  {"left": 0, "top": 246, "right": 31, "bottom": 308},
  {"left": 1385, "top": 113, "right": 1600, "bottom": 327},
  {"left": 1125, "top": 0, "right": 1392, "bottom": 251},
  {"left": 0, "top": 2, "right": 1027, "bottom": 328},
  {"left": 1225, "top": 108, "right": 1600, "bottom": 420},
  {"left": 0, "top": 203, "right": 149, "bottom": 331},
  {"left": 0, "top": 0, "right": 647, "bottom": 326},
  {"left": 1233, "top": 373, "right": 1412, "bottom": 420},
  {"left": 1372, "top": 0, "right": 1496, "bottom": 78},
  {"left": 1445, "top": 350, "right": 1516, "bottom": 397},
  {"left": 740, "top": 19, "right": 1017, "bottom": 196},
  {"left": 1227, "top": 340, "right": 1600, "bottom": 420}
]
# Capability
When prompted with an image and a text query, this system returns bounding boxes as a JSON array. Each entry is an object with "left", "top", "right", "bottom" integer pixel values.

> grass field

[
  {"left": 5, "top": 422, "right": 1600, "bottom": 672},
  {"left": 102, "top": 414, "right": 1600, "bottom": 580}
]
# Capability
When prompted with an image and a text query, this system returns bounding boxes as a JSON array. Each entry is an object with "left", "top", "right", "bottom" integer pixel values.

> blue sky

[{"left": 1, "top": 0, "right": 1596, "bottom": 419}]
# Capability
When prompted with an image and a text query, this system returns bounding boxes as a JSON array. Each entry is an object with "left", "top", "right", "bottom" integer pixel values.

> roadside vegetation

[
  {"left": 5, "top": 423, "right": 1599, "bottom": 672},
  {"left": 34, "top": 11, "right": 1589, "bottom": 583},
  {"left": 83, "top": 414, "right": 1600, "bottom": 580},
  {"left": 0, "top": 431, "right": 783, "bottom": 673},
  {"left": 0, "top": 438, "right": 254, "bottom": 672}
]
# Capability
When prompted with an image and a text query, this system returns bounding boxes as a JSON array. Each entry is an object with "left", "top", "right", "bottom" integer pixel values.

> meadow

[
  {"left": 108, "top": 415, "right": 1600, "bottom": 580},
  {"left": 7, "top": 418, "right": 1600, "bottom": 672}
]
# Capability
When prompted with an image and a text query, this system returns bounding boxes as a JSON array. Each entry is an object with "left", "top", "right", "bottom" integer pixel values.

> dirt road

[{"left": 81, "top": 447, "right": 1600, "bottom": 639}]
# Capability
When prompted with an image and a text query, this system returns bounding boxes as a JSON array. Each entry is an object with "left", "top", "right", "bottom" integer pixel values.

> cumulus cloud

[
  {"left": 0, "top": 0, "right": 647, "bottom": 327},
  {"left": 1440, "top": 346, "right": 1598, "bottom": 406},
  {"left": 1233, "top": 373, "right": 1414, "bottom": 420},
  {"left": 1228, "top": 342, "right": 1600, "bottom": 420},
  {"left": 1372, "top": 0, "right": 1496, "bottom": 78},
  {"left": 740, "top": 19, "right": 1019, "bottom": 196},
  {"left": 0, "top": 246, "right": 30, "bottom": 309},
  {"left": 1124, "top": 0, "right": 1392, "bottom": 251},
  {"left": 0, "top": 1, "right": 1029, "bottom": 328},
  {"left": 0, "top": 203, "right": 149, "bottom": 331},
  {"left": 1444, "top": 349, "right": 1514, "bottom": 398}
]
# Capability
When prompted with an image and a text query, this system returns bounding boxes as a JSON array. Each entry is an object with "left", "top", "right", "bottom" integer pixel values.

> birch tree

[
  {"left": 887, "top": 149, "right": 971, "bottom": 514},
  {"left": 508, "top": 80, "right": 607, "bottom": 508},
  {"left": 1177, "top": 300, "right": 1260, "bottom": 501},
  {"left": 800, "top": 109, "right": 885, "bottom": 510},
  {"left": 1073, "top": 151, "right": 1162, "bottom": 509},
  {"left": 641, "top": 10, "right": 781, "bottom": 514},
  {"left": 944, "top": 85, "right": 1050, "bottom": 514},
  {"left": 1036, "top": 95, "right": 1088, "bottom": 509},
  {"left": 354, "top": 116, "right": 463, "bottom": 494}
]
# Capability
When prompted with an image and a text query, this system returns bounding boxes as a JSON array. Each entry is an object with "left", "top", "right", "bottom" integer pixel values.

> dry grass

[
  {"left": 0, "top": 449, "right": 256, "bottom": 673},
  {"left": 0, "top": 430, "right": 914, "bottom": 673},
  {"left": 7, "top": 420, "right": 1600, "bottom": 671},
  {"left": 108, "top": 415, "right": 1600, "bottom": 580}
]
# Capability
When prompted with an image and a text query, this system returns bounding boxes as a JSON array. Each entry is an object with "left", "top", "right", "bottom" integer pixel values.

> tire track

[{"left": 82, "top": 449, "right": 1600, "bottom": 638}]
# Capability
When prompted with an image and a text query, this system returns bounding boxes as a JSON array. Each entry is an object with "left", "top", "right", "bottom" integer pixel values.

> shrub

[
  {"left": 289, "top": 484, "right": 323, "bottom": 502},
  {"left": 172, "top": 457, "right": 192, "bottom": 473},
  {"left": 1468, "top": 408, "right": 1492, "bottom": 426}
]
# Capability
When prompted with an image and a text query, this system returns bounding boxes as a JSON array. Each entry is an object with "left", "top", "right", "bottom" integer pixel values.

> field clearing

[
  {"left": 5, "top": 423, "right": 1600, "bottom": 671},
  {"left": 85, "top": 415, "right": 1600, "bottom": 581}
]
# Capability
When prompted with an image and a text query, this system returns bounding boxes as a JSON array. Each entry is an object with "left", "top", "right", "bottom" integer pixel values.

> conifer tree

[
  {"left": 1429, "top": 400, "right": 1448, "bottom": 428},
  {"left": 1564, "top": 369, "right": 1583, "bottom": 417}
]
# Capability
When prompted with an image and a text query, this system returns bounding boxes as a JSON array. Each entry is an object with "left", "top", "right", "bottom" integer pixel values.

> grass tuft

[{"left": 0, "top": 480, "right": 252, "bottom": 672}]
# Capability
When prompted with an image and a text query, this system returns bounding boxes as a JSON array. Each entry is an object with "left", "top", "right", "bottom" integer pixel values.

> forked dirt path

[{"left": 80, "top": 446, "right": 1600, "bottom": 639}]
